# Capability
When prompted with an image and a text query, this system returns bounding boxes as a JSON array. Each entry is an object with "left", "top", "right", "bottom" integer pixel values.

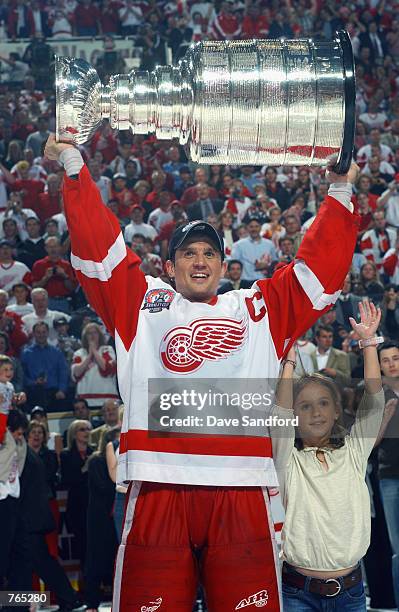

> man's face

[
  {"left": 369, "top": 157, "right": 380, "bottom": 172},
  {"left": 32, "top": 291, "right": 48, "bottom": 313},
  {"left": 285, "top": 217, "right": 299, "bottom": 234},
  {"left": 74, "top": 401, "right": 90, "bottom": 420},
  {"left": 159, "top": 191, "right": 171, "bottom": 209},
  {"left": 45, "top": 238, "right": 60, "bottom": 259},
  {"left": 14, "top": 286, "right": 28, "bottom": 303},
  {"left": 280, "top": 239, "right": 293, "bottom": 255},
  {"left": 316, "top": 330, "right": 333, "bottom": 351},
  {"left": 370, "top": 129, "right": 380, "bottom": 145},
  {"left": 168, "top": 147, "right": 180, "bottom": 162},
  {"left": 167, "top": 239, "right": 226, "bottom": 303},
  {"left": 131, "top": 208, "right": 143, "bottom": 223},
  {"left": 195, "top": 168, "right": 207, "bottom": 184},
  {"left": 247, "top": 220, "right": 261, "bottom": 239},
  {"left": 358, "top": 177, "right": 370, "bottom": 193},
  {"left": 374, "top": 212, "right": 386, "bottom": 230},
  {"left": 103, "top": 400, "right": 120, "bottom": 425},
  {"left": 34, "top": 324, "right": 49, "bottom": 346},
  {"left": 26, "top": 218, "right": 41, "bottom": 238},
  {"left": 379, "top": 347, "right": 399, "bottom": 378},
  {"left": 0, "top": 245, "right": 12, "bottom": 262},
  {"left": 229, "top": 263, "right": 242, "bottom": 282},
  {"left": 197, "top": 184, "right": 209, "bottom": 200}
]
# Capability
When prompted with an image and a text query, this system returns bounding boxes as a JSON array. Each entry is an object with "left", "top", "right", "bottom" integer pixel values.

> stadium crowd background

[{"left": 0, "top": 0, "right": 399, "bottom": 610}]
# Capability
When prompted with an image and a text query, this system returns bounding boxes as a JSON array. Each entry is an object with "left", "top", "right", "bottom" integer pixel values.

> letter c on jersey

[{"left": 245, "top": 291, "right": 267, "bottom": 322}]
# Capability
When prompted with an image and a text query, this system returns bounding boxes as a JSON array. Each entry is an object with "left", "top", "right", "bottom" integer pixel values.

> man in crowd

[
  {"left": 0, "top": 288, "right": 28, "bottom": 355},
  {"left": 217, "top": 259, "right": 253, "bottom": 294},
  {"left": 32, "top": 236, "right": 77, "bottom": 313},
  {"left": 0, "top": 239, "right": 31, "bottom": 293},
  {"left": 90, "top": 398, "right": 121, "bottom": 449},
  {"left": 311, "top": 324, "right": 351, "bottom": 387},
  {"left": 232, "top": 217, "right": 277, "bottom": 282},
  {"left": 22, "top": 288, "right": 71, "bottom": 345},
  {"left": 6, "top": 282, "right": 34, "bottom": 318},
  {"left": 360, "top": 210, "right": 397, "bottom": 272},
  {"left": 124, "top": 204, "right": 158, "bottom": 245},
  {"left": 21, "top": 321, "right": 69, "bottom": 412},
  {"left": 17, "top": 216, "right": 46, "bottom": 270},
  {"left": 187, "top": 183, "right": 223, "bottom": 222}
]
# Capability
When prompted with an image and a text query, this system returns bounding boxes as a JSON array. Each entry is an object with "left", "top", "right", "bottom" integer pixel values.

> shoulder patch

[{"left": 141, "top": 288, "right": 176, "bottom": 314}]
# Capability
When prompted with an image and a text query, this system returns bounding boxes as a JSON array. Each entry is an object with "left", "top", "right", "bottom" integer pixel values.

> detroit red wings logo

[{"left": 160, "top": 317, "right": 247, "bottom": 373}]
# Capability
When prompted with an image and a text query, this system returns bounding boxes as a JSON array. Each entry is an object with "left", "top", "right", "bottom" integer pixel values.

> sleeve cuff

[
  {"left": 328, "top": 183, "right": 354, "bottom": 213},
  {"left": 59, "top": 148, "right": 84, "bottom": 177}
]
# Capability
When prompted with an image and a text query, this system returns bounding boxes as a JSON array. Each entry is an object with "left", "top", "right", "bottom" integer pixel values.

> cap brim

[{"left": 174, "top": 223, "right": 224, "bottom": 257}]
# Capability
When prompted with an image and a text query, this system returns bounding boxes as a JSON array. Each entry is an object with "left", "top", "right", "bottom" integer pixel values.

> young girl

[{"left": 272, "top": 300, "right": 386, "bottom": 611}]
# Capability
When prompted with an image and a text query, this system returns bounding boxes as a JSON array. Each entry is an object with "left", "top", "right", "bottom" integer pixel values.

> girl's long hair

[{"left": 293, "top": 374, "right": 347, "bottom": 450}]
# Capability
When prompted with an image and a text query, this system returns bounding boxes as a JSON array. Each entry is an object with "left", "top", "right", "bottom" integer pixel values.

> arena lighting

[{"left": 56, "top": 31, "right": 355, "bottom": 172}]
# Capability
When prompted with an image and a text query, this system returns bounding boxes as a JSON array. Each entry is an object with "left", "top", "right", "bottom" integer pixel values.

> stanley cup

[{"left": 56, "top": 31, "right": 355, "bottom": 173}]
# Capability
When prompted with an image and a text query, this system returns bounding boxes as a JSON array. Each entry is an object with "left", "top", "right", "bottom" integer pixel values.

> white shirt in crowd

[
  {"left": 0, "top": 261, "right": 31, "bottom": 293},
  {"left": 124, "top": 221, "right": 158, "bottom": 243},
  {"left": 315, "top": 348, "right": 330, "bottom": 371},
  {"left": 22, "top": 309, "right": 71, "bottom": 345},
  {"left": 382, "top": 192, "right": 399, "bottom": 228},
  {"left": 358, "top": 111, "right": 388, "bottom": 130},
  {"left": 95, "top": 175, "right": 111, "bottom": 205},
  {"left": 6, "top": 302, "right": 34, "bottom": 317},
  {"left": 147, "top": 209, "right": 173, "bottom": 233},
  {"left": 363, "top": 160, "right": 396, "bottom": 176},
  {"left": 356, "top": 143, "right": 393, "bottom": 163},
  {"left": 118, "top": 2, "right": 143, "bottom": 26}
]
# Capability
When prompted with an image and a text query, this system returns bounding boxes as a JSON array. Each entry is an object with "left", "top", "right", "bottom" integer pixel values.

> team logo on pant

[
  {"left": 142, "top": 288, "right": 175, "bottom": 313},
  {"left": 235, "top": 590, "right": 269, "bottom": 609},
  {"left": 140, "top": 597, "right": 162, "bottom": 612},
  {"left": 160, "top": 317, "right": 247, "bottom": 373}
]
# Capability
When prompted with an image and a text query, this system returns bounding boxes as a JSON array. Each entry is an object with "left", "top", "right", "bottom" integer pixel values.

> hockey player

[{"left": 45, "top": 134, "right": 359, "bottom": 612}]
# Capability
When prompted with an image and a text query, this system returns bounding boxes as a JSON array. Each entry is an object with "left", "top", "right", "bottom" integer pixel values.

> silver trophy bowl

[{"left": 56, "top": 31, "right": 355, "bottom": 173}]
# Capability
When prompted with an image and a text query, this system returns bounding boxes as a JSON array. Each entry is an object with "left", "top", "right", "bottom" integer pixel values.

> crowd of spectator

[{"left": 0, "top": 0, "right": 399, "bottom": 610}]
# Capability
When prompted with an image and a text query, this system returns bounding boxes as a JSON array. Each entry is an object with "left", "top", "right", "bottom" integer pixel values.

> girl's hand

[{"left": 349, "top": 299, "right": 381, "bottom": 340}]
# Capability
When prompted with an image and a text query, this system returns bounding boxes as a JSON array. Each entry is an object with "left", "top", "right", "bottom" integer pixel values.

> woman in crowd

[
  {"left": 85, "top": 427, "right": 119, "bottom": 612},
  {"left": 71, "top": 322, "right": 118, "bottom": 410},
  {"left": 218, "top": 210, "right": 238, "bottom": 258},
  {"left": 27, "top": 419, "right": 81, "bottom": 611},
  {"left": 357, "top": 262, "right": 385, "bottom": 303},
  {"left": 272, "top": 300, "right": 385, "bottom": 611},
  {"left": 60, "top": 419, "right": 93, "bottom": 567}
]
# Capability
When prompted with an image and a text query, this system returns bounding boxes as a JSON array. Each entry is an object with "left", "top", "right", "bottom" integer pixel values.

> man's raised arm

[
  {"left": 257, "top": 161, "right": 360, "bottom": 359},
  {"left": 44, "top": 136, "right": 148, "bottom": 350}
]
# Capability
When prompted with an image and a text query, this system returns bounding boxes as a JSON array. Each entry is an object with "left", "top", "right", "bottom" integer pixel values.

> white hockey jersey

[{"left": 63, "top": 166, "right": 358, "bottom": 487}]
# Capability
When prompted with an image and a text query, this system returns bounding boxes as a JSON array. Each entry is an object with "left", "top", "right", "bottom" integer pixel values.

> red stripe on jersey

[{"left": 120, "top": 428, "right": 273, "bottom": 457}]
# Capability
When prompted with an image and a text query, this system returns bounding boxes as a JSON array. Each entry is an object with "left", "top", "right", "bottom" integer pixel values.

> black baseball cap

[
  {"left": 53, "top": 316, "right": 69, "bottom": 328},
  {"left": 168, "top": 221, "right": 225, "bottom": 261},
  {"left": 31, "top": 405, "right": 46, "bottom": 416}
]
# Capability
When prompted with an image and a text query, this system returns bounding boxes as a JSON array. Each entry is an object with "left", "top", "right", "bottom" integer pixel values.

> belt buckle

[{"left": 325, "top": 578, "right": 342, "bottom": 597}]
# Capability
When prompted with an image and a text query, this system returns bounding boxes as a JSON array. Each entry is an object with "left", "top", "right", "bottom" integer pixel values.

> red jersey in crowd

[
  {"left": 36, "top": 192, "right": 62, "bottom": 225},
  {"left": 10, "top": 179, "right": 44, "bottom": 210},
  {"left": 31, "top": 257, "right": 77, "bottom": 298}
]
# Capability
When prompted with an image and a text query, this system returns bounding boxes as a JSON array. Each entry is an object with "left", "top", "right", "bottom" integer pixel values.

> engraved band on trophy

[{"left": 55, "top": 30, "right": 355, "bottom": 173}]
